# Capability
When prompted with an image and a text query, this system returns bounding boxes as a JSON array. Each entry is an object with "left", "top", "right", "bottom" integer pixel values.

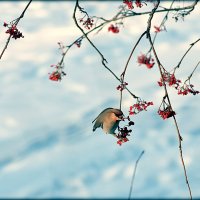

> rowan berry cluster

[
  {"left": 3, "top": 21, "right": 24, "bottom": 39},
  {"left": 158, "top": 97, "right": 176, "bottom": 120},
  {"left": 49, "top": 64, "right": 66, "bottom": 81},
  {"left": 137, "top": 53, "right": 155, "bottom": 69},
  {"left": 79, "top": 17, "right": 94, "bottom": 30},
  {"left": 117, "top": 116, "right": 134, "bottom": 146},
  {"left": 178, "top": 83, "right": 199, "bottom": 95},
  {"left": 129, "top": 99, "right": 153, "bottom": 115},
  {"left": 123, "top": 0, "right": 144, "bottom": 9},
  {"left": 158, "top": 71, "right": 181, "bottom": 87},
  {"left": 108, "top": 24, "right": 120, "bottom": 33}
]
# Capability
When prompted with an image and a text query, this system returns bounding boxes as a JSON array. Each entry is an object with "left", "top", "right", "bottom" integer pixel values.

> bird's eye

[{"left": 115, "top": 114, "right": 123, "bottom": 119}]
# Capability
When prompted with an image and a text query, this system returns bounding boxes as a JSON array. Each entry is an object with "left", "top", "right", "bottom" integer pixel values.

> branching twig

[
  {"left": 56, "top": 2, "right": 199, "bottom": 67},
  {"left": 0, "top": 0, "right": 32, "bottom": 60},
  {"left": 73, "top": 1, "right": 107, "bottom": 65},
  {"left": 148, "top": 32, "right": 193, "bottom": 200},
  {"left": 128, "top": 150, "right": 145, "bottom": 200},
  {"left": 120, "top": 4, "right": 199, "bottom": 19},
  {"left": 50, "top": 1, "right": 198, "bottom": 197},
  {"left": 54, "top": 1, "right": 199, "bottom": 85},
  {"left": 73, "top": 0, "right": 139, "bottom": 99},
  {"left": 145, "top": 1, "right": 192, "bottom": 198}
]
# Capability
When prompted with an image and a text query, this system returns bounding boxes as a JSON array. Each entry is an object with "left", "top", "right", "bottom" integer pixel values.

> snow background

[{"left": 0, "top": 1, "right": 199, "bottom": 198}]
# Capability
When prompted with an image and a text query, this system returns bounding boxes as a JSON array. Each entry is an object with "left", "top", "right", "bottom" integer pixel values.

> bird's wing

[
  {"left": 93, "top": 120, "right": 103, "bottom": 132},
  {"left": 92, "top": 107, "right": 113, "bottom": 123},
  {"left": 92, "top": 108, "right": 114, "bottom": 132}
]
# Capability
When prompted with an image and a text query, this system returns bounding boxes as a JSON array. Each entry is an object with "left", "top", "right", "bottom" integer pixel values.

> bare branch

[
  {"left": 0, "top": 0, "right": 32, "bottom": 60},
  {"left": 146, "top": 0, "right": 160, "bottom": 35},
  {"left": 148, "top": 0, "right": 175, "bottom": 53},
  {"left": 148, "top": 32, "right": 193, "bottom": 200},
  {"left": 128, "top": 150, "right": 145, "bottom": 200},
  {"left": 175, "top": 38, "right": 200, "bottom": 70},
  {"left": 119, "top": 31, "right": 146, "bottom": 109},
  {"left": 188, "top": 61, "right": 200, "bottom": 79},
  {"left": 73, "top": 0, "right": 139, "bottom": 99},
  {"left": 121, "top": 31, "right": 147, "bottom": 80},
  {"left": 53, "top": 1, "right": 199, "bottom": 83}
]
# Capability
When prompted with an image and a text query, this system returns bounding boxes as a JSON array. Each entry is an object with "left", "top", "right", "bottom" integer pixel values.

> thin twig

[
  {"left": 184, "top": 0, "right": 199, "bottom": 15},
  {"left": 184, "top": 61, "right": 200, "bottom": 84},
  {"left": 119, "top": 31, "right": 146, "bottom": 109},
  {"left": 120, "top": 4, "right": 198, "bottom": 19},
  {"left": 73, "top": 1, "right": 107, "bottom": 65},
  {"left": 119, "top": 90, "right": 123, "bottom": 110},
  {"left": 145, "top": 1, "right": 192, "bottom": 198},
  {"left": 146, "top": 0, "right": 160, "bottom": 35},
  {"left": 57, "top": 2, "right": 199, "bottom": 65},
  {"left": 148, "top": 32, "right": 193, "bottom": 200},
  {"left": 150, "top": 0, "right": 199, "bottom": 48},
  {"left": 148, "top": 0, "right": 175, "bottom": 53},
  {"left": 121, "top": 31, "right": 147, "bottom": 80},
  {"left": 0, "top": 0, "right": 32, "bottom": 60},
  {"left": 55, "top": 2, "right": 198, "bottom": 84},
  {"left": 189, "top": 61, "right": 200, "bottom": 79},
  {"left": 128, "top": 150, "right": 145, "bottom": 200},
  {"left": 175, "top": 38, "right": 200, "bottom": 70},
  {"left": 73, "top": 0, "right": 138, "bottom": 99}
]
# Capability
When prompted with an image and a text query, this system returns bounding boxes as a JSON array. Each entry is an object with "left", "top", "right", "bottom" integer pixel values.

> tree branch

[
  {"left": 175, "top": 38, "right": 200, "bottom": 70},
  {"left": 128, "top": 150, "right": 145, "bottom": 200},
  {"left": 0, "top": 0, "right": 32, "bottom": 60},
  {"left": 73, "top": 0, "right": 139, "bottom": 100},
  {"left": 148, "top": 32, "right": 193, "bottom": 200}
]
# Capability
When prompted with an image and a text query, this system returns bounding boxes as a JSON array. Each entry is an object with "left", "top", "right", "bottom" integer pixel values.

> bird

[{"left": 92, "top": 108, "right": 124, "bottom": 137}]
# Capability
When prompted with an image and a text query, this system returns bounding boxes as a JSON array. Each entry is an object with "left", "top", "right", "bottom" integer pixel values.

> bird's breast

[{"left": 103, "top": 113, "right": 120, "bottom": 134}]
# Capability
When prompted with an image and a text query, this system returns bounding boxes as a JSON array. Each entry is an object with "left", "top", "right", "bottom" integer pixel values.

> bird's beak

[{"left": 118, "top": 115, "right": 124, "bottom": 121}]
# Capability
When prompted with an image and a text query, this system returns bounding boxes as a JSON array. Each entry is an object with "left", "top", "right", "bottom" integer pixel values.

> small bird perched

[{"left": 92, "top": 108, "right": 124, "bottom": 136}]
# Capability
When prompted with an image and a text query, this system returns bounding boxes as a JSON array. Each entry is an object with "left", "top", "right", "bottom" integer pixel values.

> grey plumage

[{"left": 92, "top": 108, "right": 124, "bottom": 135}]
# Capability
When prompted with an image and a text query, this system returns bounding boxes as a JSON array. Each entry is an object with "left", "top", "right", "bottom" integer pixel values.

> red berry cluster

[
  {"left": 158, "top": 107, "right": 176, "bottom": 120},
  {"left": 158, "top": 98, "right": 176, "bottom": 120},
  {"left": 3, "top": 22, "right": 24, "bottom": 40},
  {"left": 178, "top": 83, "right": 199, "bottom": 95},
  {"left": 123, "top": 0, "right": 144, "bottom": 9},
  {"left": 135, "top": 0, "right": 143, "bottom": 8},
  {"left": 137, "top": 53, "right": 155, "bottom": 69},
  {"left": 79, "top": 17, "right": 94, "bottom": 30},
  {"left": 116, "top": 82, "right": 128, "bottom": 91},
  {"left": 158, "top": 71, "right": 181, "bottom": 87},
  {"left": 157, "top": 69, "right": 199, "bottom": 96},
  {"left": 117, "top": 116, "right": 134, "bottom": 146},
  {"left": 49, "top": 64, "right": 66, "bottom": 82},
  {"left": 123, "top": 0, "right": 134, "bottom": 9},
  {"left": 129, "top": 99, "right": 153, "bottom": 115},
  {"left": 49, "top": 71, "right": 61, "bottom": 81},
  {"left": 108, "top": 24, "right": 119, "bottom": 34}
]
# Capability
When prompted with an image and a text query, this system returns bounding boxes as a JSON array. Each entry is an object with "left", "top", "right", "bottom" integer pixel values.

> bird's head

[{"left": 112, "top": 108, "right": 124, "bottom": 121}]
